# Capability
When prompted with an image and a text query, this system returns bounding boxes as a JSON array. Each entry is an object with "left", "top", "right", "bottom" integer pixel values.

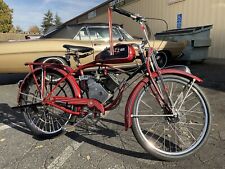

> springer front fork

[{"left": 149, "top": 73, "right": 196, "bottom": 117}]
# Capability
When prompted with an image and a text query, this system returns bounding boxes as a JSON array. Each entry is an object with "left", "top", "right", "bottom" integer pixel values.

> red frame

[{"left": 19, "top": 59, "right": 202, "bottom": 130}]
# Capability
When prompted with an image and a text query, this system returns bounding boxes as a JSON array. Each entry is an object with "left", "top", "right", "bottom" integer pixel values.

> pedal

[{"left": 63, "top": 125, "right": 75, "bottom": 132}]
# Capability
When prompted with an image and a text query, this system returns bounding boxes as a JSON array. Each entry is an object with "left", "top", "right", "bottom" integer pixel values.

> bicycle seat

[{"left": 63, "top": 44, "right": 94, "bottom": 53}]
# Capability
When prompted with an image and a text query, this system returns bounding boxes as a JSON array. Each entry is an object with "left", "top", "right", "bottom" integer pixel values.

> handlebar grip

[
  {"left": 112, "top": 7, "right": 145, "bottom": 22},
  {"left": 112, "top": 7, "right": 133, "bottom": 18}
]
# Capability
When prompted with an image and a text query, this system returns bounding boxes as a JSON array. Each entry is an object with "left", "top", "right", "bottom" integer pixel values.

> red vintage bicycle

[{"left": 17, "top": 7, "right": 211, "bottom": 160}]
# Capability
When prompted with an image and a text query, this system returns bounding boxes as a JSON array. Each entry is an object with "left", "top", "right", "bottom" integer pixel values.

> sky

[{"left": 4, "top": 0, "right": 108, "bottom": 31}]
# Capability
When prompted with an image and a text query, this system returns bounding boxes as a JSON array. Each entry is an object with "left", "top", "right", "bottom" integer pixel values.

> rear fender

[
  {"left": 18, "top": 67, "right": 81, "bottom": 103},
  {"left": 124, "top": 69, "right": 202, "bottom": 130}
]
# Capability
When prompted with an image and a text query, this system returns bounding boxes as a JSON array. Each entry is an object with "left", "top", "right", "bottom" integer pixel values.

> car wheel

[
  {"left": 41, "top": 57, "right": 68, "bottom": 66},
  {"left": 155, "top": 52, "right": 168, "bottom": 68},
  {"left": 37, "top": 57, "right": 69, "bottom": 82}
]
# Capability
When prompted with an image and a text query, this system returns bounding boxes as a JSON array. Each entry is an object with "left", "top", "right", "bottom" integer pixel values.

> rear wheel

[
  {"left": 132, "top": 75, "right": 211, "bottom": 160},
  {"left": 18, "top": 69, "right": 75, "bottom": 138}
]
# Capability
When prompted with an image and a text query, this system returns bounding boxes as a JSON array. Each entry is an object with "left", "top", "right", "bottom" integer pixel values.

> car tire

[
  {"left": 34, "top": 57, "right": 69, "bottom": 70},
  {"left": 155, "top": 51, "right": 168, "bottom": 68},
  {"left": 41, "top": 57, "right": 68, "bottom": 66}
]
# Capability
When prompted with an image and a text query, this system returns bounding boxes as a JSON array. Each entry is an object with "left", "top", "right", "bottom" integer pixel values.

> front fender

[
  {"left": 125, "top": 78, "right": 149, "bottom": 130},
  {"left": 157, "top": 68, "right": 203, "bottom": 83},
  {"left": 124, "top": 69, "right": 202, "bottom": 130},
  {"left": 18, "top": 66, "right": 81, "bottom": 104}
]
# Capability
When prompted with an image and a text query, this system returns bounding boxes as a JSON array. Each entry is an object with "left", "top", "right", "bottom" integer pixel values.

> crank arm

[{"left": 63, "top": 112, "right": 93, "bottom": 132}]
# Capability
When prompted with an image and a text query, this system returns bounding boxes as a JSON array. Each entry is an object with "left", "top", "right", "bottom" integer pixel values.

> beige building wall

[{"left": 72, "top": 0, "right": 225, "bottom": 59}]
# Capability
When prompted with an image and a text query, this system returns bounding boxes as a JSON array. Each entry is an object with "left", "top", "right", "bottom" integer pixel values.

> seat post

[{"left": 73, "top": 51, "right": 81, "bottom": 66}]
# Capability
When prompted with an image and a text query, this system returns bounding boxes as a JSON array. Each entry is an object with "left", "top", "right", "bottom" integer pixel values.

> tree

[
  {"left": 9, "top": 26, "right": 16, "bottom": 33},
  {"left": 28, "top": 25, "right": 40, "bottom": 34},
  {"left": 0, "top": 0, "right": 13, "bottom": 33},
  {"left": 41, "top": 10, "right": 54, "bottom": 33},
  {"left": 54, "top": 13, "right": 62, "bottom": 27}
]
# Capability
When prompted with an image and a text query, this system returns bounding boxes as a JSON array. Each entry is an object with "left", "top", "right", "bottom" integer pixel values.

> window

[
  {"left": 118, "top": 27, "right": 134, "bottom": 40},
  {"left": 74, "top": 27, "right": 89, "bottom": 40},
  {"left": 88, "top": 27, "right": 123, "bottom": 41}
]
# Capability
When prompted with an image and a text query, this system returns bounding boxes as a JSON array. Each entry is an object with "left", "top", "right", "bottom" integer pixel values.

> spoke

[
  {"left": 140, "top": 100, "right": 153, "bottom": 110},
  {"left": 140, "top": 121, "right": 166, "bottom": 125},
  {"left": 179, "top": 109, "right": 203, "bottom": 114},
  {"left": 56, "top": 119, "right": 62, "bottom": 129},
  {"left": 145, "top": 120, "right": 161, "bottom": 139},
  {"left": 152, "top": 127, "right": 166, "bottom": 146},
  {"left": 184, "top": 126, "right": 196, "bottom": 141},
  {"left": 142, "top": 119, "right": 161, "bottom": 137},
  {"left": 182, "top": 113, "right": 203, "bottom": 119},
  {"left": 174, "top": 122, "right": 177, "bottom": 152},
  {"left": 31, "top": 115, "right": 38, "bottom": 125},
  {"left": 132, "top": 114, "right": 175, "bottom": 117},
  {"left": 173, "top": 84, "right": 194, "bottom": 110},
  {"left": 180, "top": 124, "right": 202, "bottom": 132},
  {"left": 35, "top": 118, "right": 41, "bottom": 127},
  {"left": 186, "top": 101, "right": 200, "bottom": 112},
  {"left": 180, "top": 102, "right": 201, "bottom": 118},
  {"left": 173, "top": 91, "right": 184, "bottom": 108},
  {"left": 168, "top": 123, "right": 186, "bottom": 146},
  {"left": 177, "top": 80, "right": 195, "bottom": 111},
  {"left": 177, "top": 122, "right": 204, "bottom": 126},
  {"left": 50, "top": 115, "right": 56, "bottom": 132},
  {"left": 42, "top": 110, "right": 48, "bottom": 131},
  {"left": 183, "top": 96, "right": 197, "bottom": 105},
  {"left": 19, "top": 92, "right": 42, "bottom": 101},
  {"left": 48, "top": 114, "right": 52, "bottom": 132}
]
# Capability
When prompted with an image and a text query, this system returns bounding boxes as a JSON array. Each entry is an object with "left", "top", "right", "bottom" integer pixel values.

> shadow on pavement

[
  {"left": 66, "top": 117, "right": 158, "bottom": 161},
  {"left": 0, "top": 103, "right": 31, "bottom": 135},
  {"left": 0, "top": 101, "right": 156, "bottom": 160},
  {"left": 0, "top": 73, "right": 26, "bottom": 85}
]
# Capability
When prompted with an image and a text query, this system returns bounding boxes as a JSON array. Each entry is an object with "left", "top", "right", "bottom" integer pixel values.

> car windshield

[
  {"left": 74, "top": 26, "right": 134, "bottom": 41},
  {"left": 119, "top": 27, "right": 134, "bottom": 40},
  {"left": 88, "top": 27, "right": 123, "bottom": 41},
  {"left": 42, "top": 24, "right": 134, "bottom": 41}
]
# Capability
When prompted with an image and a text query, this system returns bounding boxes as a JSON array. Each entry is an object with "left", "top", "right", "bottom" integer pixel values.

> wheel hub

[{"left": 165, "top": 107, "right": 180, "bottom": 123}]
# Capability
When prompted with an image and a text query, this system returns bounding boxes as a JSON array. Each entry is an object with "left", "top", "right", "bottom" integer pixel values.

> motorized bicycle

[{"left": 17, "top": 7, "right": 211, "bottom": 161}]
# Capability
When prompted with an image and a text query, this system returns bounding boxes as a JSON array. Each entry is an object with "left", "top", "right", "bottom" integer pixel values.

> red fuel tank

[{"left": 95, "top": 44, "right": 136, "bottom": 64}]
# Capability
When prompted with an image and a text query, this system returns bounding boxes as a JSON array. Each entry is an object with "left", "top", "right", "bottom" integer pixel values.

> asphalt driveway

[{"left": 0, "top": 58, "right": 225, "bottom": 169}]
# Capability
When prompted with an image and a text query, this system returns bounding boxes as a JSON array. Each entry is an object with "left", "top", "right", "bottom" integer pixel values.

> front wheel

[{"left": 132, "top": 75, "right": 211, "bottom": 160}]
